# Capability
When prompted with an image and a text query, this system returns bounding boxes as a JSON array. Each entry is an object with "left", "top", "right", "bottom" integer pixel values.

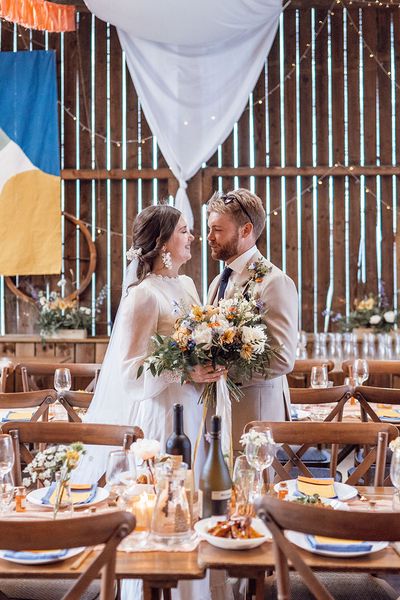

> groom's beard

[{"left": 209, "top": 232, "right": 239, "bottom": 262}]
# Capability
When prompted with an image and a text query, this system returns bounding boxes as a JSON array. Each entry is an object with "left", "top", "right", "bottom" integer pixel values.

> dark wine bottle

[
  {"left": 165, "top": 403, "right": 192, "bottom": 468},
  {"left": 199, "top": 415, "right": 232, "bottom": 517}
]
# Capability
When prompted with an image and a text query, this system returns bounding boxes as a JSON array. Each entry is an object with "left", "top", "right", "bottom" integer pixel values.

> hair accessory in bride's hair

[
  {"left": 126, "top": 246, "right": 142, "bottom": 261},
  {"left": 161, "top": 246, "right": 173, "bottom": 270}
]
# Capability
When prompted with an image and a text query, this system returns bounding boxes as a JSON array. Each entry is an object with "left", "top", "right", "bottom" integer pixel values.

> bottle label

[{"left": 211, "top": 489, "right": 231, "bottom": 501}]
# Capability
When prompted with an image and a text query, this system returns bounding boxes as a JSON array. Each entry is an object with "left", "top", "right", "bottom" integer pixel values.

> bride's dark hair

[{"left": 130, "top": 204, "right": 181, "bottom": 287}]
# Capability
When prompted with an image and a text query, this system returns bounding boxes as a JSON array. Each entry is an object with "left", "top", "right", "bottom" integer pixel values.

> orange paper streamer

[{"left": 0, "top": 0, "right": 76, "bottom": 32}]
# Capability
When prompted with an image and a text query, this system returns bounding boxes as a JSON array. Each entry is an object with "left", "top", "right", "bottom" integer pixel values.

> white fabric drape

[{"left": 84, "top": 0, "right": 281, "bottom": 227}]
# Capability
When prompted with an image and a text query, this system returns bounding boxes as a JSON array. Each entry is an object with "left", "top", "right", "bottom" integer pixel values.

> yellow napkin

[
  {"left": 48, "top": 484, "right": 94, "bottom": 506},
  {"left": 314, "top": 535, "right": 364, "bottom": 545},
  {"left": 376, "top": 408, "right": 400, "bottom": 419},
  {"left": 297, "top": 476, "right": 336, "bottom": 498},
  {"left": 5, "top": 411, "right": 34, "bottom": 420}
]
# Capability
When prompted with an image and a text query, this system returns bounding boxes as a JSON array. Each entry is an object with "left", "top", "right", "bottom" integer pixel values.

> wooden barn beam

[{"left": 61, "top": 165, "right": 400, "bottom": 181}]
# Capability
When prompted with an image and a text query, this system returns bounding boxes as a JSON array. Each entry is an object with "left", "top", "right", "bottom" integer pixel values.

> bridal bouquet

[{"left": 140, "top": 293, "right": 278, "bottom": 408}]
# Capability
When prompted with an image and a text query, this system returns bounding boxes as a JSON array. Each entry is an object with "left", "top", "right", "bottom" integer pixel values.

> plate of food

[
  {"left": 194, "top": 516, "right": 271, "bottom": 550},
  {"left": 0, "top": 547, "right": 85, "bottom": 565},
  {"left": 27, "top": 484, "right": 109, "bottom": 508},
  {"left": 273, "top": 477, "right": 357, "bottom": 501},
  {"left": 285, "top": 531, "right": 388, "bottom": 558},
  {"left": 288, "top": 493, "right": 349, "bottom": 510}
]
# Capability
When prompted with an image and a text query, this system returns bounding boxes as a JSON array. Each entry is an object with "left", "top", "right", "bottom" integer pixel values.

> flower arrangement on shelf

[
  {"left": 139, "top": 293, "right": 279, "bottom": 408},
  {"left": 326, "top": 292, "right": 398, "bottom": 333},
  {"left": 35, "top": 284, "right": 107, "bottom": 337}
]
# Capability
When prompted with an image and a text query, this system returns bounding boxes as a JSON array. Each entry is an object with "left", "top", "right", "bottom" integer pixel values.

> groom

[{"left": 206, "top": 188, "right": 298, "bottom": 451}]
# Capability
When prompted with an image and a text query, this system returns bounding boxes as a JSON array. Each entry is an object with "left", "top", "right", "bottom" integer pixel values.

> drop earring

[{"left": 161, "top": 246, "right": 173, "bottom": 270}]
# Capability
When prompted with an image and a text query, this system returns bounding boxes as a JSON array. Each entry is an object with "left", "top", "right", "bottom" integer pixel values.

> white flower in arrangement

[
  {"left": 369, "top": 314, "right": 382, "bottom": 325},
  {"left": 241, "top": 325, "right": 267, "bottom": 353},
  {"left": 383, "top": 310, "right": 396, "bottom": 324},
  {"left": 389, "top": 437, "right": 400, "bottom": 452},
  {"left": 191, "top": 323, "right": 213, "bottom": 349},
  {"left": 130, "top": 439, "right": 161, "bottom": 461},
  {"left": 240, "top": 429, "right": 274, "bottom": 448}
]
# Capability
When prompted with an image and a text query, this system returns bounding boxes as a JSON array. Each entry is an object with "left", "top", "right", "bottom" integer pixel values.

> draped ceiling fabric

[{"left": 84, "top": 0, "right": 282, "bottom": 228}]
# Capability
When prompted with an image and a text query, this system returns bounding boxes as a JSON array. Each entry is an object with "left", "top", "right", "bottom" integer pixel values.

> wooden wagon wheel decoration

[{"left": 5, "top": 212, "right": 97, "bottom": 305}]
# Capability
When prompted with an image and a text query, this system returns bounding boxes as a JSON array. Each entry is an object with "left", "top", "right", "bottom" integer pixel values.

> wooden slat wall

[{"left": 0, "top": 6, "right": 399, "bottom": 336}]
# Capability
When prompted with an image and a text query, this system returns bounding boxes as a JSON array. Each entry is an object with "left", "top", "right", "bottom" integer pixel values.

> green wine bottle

[{"left": 199, "top": 415, "right": 232, "bottom": 517}]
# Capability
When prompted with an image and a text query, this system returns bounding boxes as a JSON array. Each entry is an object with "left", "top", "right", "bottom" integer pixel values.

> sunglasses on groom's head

[{"left": 220, "top": 193, "right": 253, "bottom": 226}]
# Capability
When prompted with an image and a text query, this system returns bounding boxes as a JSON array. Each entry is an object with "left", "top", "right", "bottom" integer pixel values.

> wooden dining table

[{"left": 0, "top": 486, "right": 398, "bottom": 599}]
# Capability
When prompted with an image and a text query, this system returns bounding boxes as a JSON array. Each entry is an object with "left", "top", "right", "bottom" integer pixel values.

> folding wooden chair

[
  {"left": 0, "top": 511, "right": 135, "bottom": 600},
  {"left": 0, "top": 389, "right": 56, "bottom": 423},
  {"left": 290, "top": 384, "right": 351, "bottom": 422},
  {"left": 244, "top": 421, "right": 397, "bottom": 486},
  {"left": 1, "top": 421, "right": 143, "bottom": 486},
  {"left": 18, "top": 362, "right": 101, "bottom": 393},
  {"left": 354, "top": 385, "right": 400, "bottom": 424},
  {"left": 58, "top": 390, "right": 94, "bottom": 422},
  {"left": 288, "top": 359, "right": 335, "bottom": 388},
  {"left": 256, "top": 495, "right": 399, "bottom": 600}
]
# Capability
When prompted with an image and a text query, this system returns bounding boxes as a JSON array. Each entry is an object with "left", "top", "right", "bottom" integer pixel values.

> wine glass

[
  {"left": 54, "top": 368, "right": 72, "bottom": 394},
  {"left": 105, "top": 450, "right": 137, "bottom": 503},
  {"left": 390, "top": 449, "right": 400, "bottom": 510},
  {"left": 0, "top": 435, "right": 14, "bottom": 491},
  {"left": 353, "top": 359, "right": 369, "bottom": 386},
  {"left": 245, "top": 427, "right": 275, "bottom": 496},
  {"left": 310, "top": 365, "right": 328, "bottom": 389},
  {"left": 0, "top": 472, "right": 14, "bottom": 514}
]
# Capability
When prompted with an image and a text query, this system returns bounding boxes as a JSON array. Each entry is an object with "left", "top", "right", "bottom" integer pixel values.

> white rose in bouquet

[
  {"left": 241, "top": 325, "right": 267, "bottom": 354},
  {"left": 130, "top": 438, "right": 160, "bottom": 461},
  {"left": 192, "top": 323, "right": 213, "bottom": 349}
]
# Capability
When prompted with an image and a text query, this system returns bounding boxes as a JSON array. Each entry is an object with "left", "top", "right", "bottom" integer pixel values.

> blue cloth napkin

[
  {"left": 306, "top": 535, "right": 372, "bottom": 552},
  {"left": 42, "top": 482, "right": 98, "bottom": 506},
  {"left": 380, "top": 416, "right": 400, "bottom": 423},
  {"left": 4, "top": 549, "right": 68, "bottom": 560},
  {"left": 291, "top": 407, "right": 299, "bottom": 420}
]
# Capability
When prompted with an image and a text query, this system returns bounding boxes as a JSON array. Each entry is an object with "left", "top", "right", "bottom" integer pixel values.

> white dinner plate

[
  {"left": 286, "top": 530, "right": 388, "bottom": 558},
  {"left": 27, "top": 486, "right": 109, "bottom": 508},
  {"left": 0, "top": 547, "right": 85, "bottom": 565},
  {"left": 273, "top": 479, "right": 358, "bottom": 501},
  {"left": 194, "top": 517, "right": 271, "bottom": 550}
]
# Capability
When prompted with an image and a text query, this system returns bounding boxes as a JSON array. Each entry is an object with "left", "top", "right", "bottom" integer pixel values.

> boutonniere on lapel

[
  {"left": 241, "top": 258, "right": 271, "bottom": 300},
  {"left": 247, "top": 258, "right": 271, "bottom": 284}
]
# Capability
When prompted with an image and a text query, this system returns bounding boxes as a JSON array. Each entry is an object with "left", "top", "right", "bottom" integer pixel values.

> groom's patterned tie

[{"left": 217, "top": 266, "right": 233, "bottom": 301}]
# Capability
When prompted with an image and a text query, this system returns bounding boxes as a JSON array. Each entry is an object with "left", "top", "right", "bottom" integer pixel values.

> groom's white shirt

[{"left": 207, "top": 246, "right": 298, "bottom": 450}]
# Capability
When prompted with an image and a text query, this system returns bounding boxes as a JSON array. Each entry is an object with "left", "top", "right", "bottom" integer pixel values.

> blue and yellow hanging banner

[{"left": 0, "top": 50, "right": 61, "bottom": 275}]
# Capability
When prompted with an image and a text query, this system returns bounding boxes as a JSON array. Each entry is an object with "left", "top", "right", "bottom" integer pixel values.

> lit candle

[{"left": 128, "top": 492, "right": 156, "bottom": 532}]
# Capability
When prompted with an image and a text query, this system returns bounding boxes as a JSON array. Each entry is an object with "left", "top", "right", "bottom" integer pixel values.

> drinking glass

[
  {"left": 54, "top": 368, "right": 72, "bottom": 393},
  {"left": 245, "top": 427, "right": 275, "bottom": 496},
  {"left": 105, "top": 450, "right": 137, "bottom": 503},
  {"left": 0, "top": 435, "right": 14, "bottom": 489},
  {"left": 353, "top": 359, "right": 369, "bottom": 386},
  {"left": 0, "top": 472, "right": 14, "bottom": 514},
  {"left": 310, "top": 365, "right": 328, "bottom": 389},
  {"left": 390, "top": 450, "right": 400, "bottom": 510},
  {"left": 232, "top": 455, "right": 255, "bottom": 511}
]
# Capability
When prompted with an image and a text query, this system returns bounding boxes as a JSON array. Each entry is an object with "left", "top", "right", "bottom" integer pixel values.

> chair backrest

[
  {"left": 244, "top": 421, "right": 397, "bottom": 486},
  {"left": 0, "top": 367, "right": 9, "bottom": 393},
  {"left": 1, "top": 421, "right": 144, "bottom": 486},
  {"left": 58, "top": 391, "right": 94, "bottom": 422},
  {"left": 0, "top": 389, "right": 56, "bottom": 422},
  {"left": 290, "top": 385, "right": 351, "bottom": 422},
  {"left": 342, "top": 359, "right": 400, "bottom": 388},
  {"left": 354, "top": 385, "right": 400, "bottom": 423},
  {"left": 0, "top": 511, "right": 135, "bottom": 600},
  {"left": 18, "top": 362, "right": 101, "bottom": 393},
  {"left": 256, "top": 495, "right": 400, "bottom": 600},
  {"left": 288, "top": 359, "right": 335, "bottom": 387}
]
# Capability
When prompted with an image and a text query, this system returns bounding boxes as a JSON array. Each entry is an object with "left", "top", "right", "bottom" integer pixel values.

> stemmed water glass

[
  {"left": 232, "top": 455, "right": 255, "bottom": 512},
  {"left": 105, "top": 450, "right": 137, "bottom": 503},
  {"left": 244, "top": 427, "right": 275, "bottom": 496},
  {"left": 353, "top": 359, "right": 369, "bottom": 386},
  {"left": 54, "top": 368, "right": 72, "bottom": 394},
  {"left": 390, "top": 449, "right": 400, "bottom": 510},
  {"left": 0, "top": 435, "right": 14, "bottom": 512}
]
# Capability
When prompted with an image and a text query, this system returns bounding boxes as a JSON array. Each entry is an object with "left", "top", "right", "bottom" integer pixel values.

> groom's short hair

[{"left": 206, "top": 188, "right": 266, "bottom": 240}]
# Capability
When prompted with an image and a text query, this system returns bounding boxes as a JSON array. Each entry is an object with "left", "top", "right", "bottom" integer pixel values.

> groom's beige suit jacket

[{"left": 207, "top": 246, "right": 298, "bottom": 452}]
